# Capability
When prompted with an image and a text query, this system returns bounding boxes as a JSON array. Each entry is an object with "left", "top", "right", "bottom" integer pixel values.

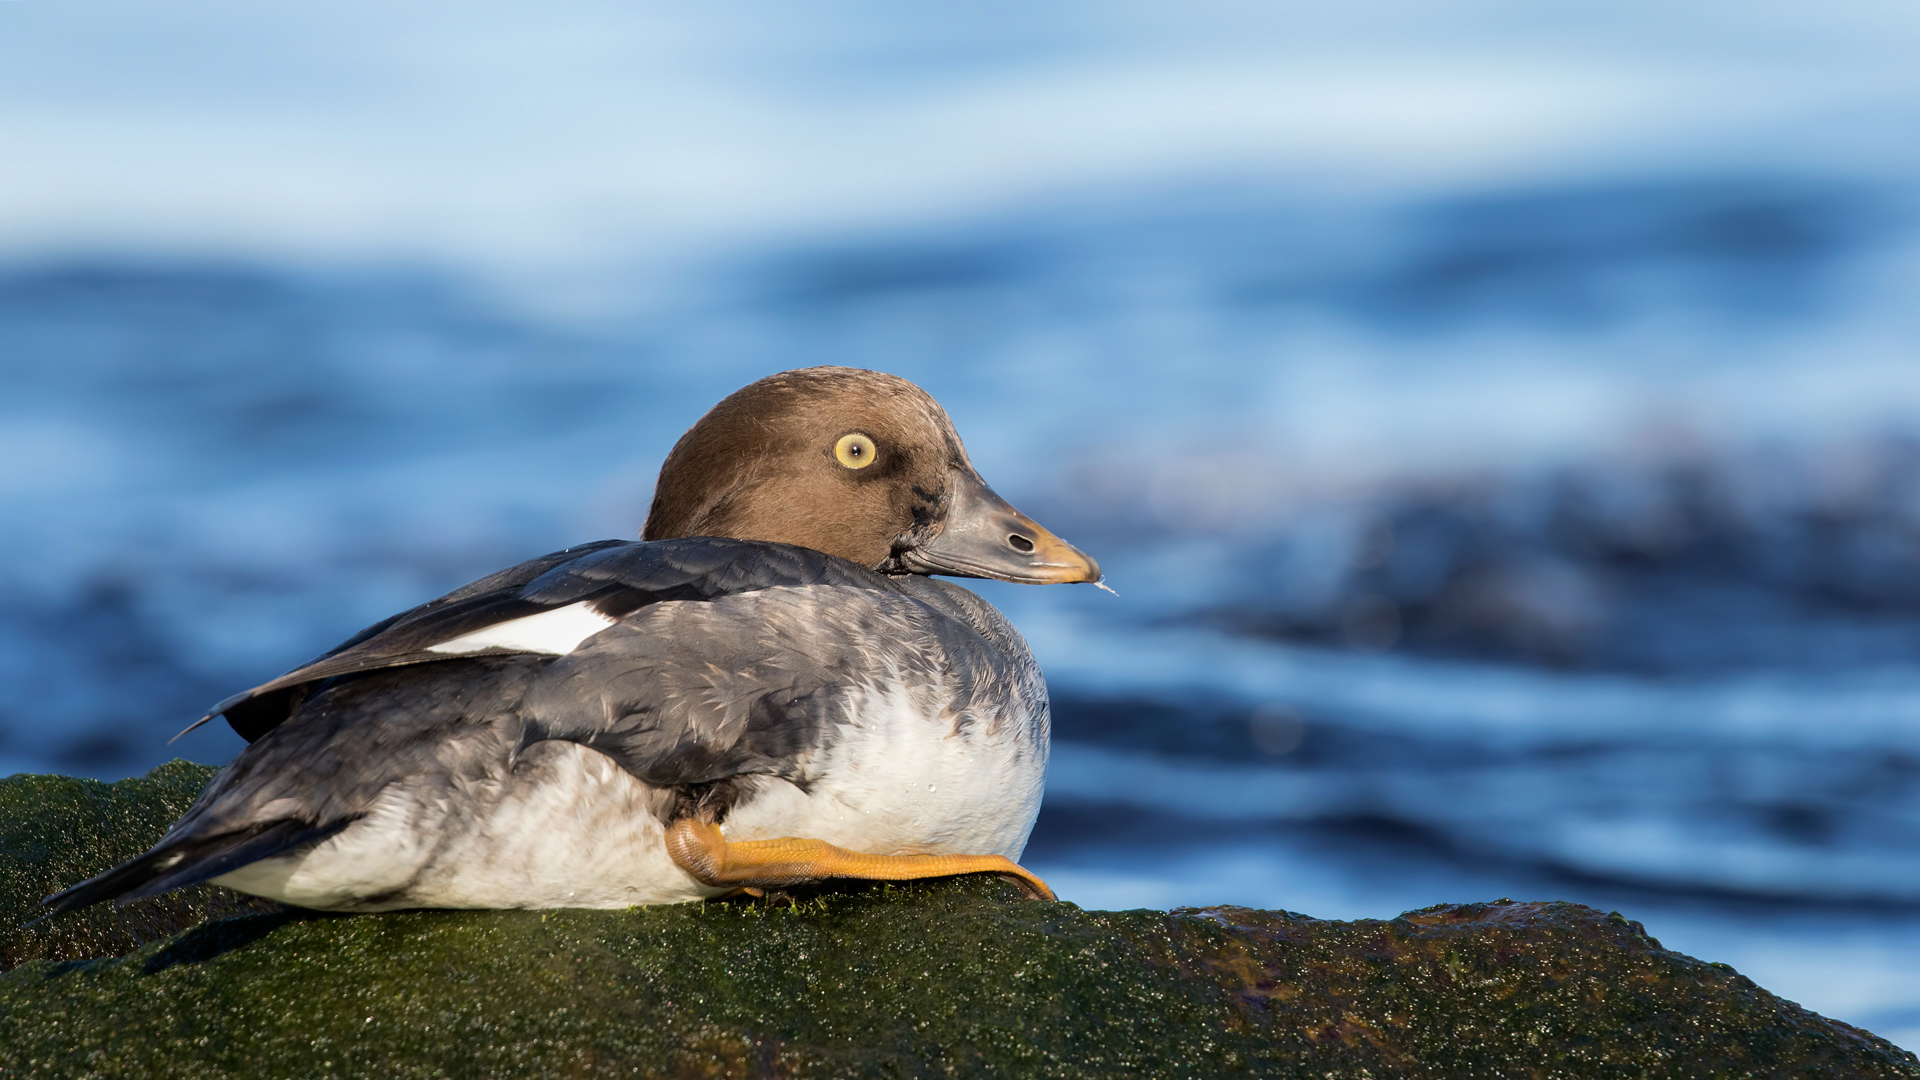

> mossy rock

[
  {"left": 0, "top": 761, "right": 277, "bottom": 971},
  {"left": 2, "top": 764, "right": 1915, "bottom": 1078}
]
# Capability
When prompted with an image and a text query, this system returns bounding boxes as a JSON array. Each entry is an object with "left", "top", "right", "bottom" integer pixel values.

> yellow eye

[{"left": 834, "top": 432, "right": 878, "bottom": 469}]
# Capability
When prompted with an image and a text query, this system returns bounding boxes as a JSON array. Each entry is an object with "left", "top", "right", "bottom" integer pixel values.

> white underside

[
  {"left": 212, "top": 685, "right": 1045, "bottom": 911},
  {"left": 721, "top": 684, "right": 1044, "bottom": 859},
  {"left": 215, "top": 741, "right": 717, "bottom": 909}
]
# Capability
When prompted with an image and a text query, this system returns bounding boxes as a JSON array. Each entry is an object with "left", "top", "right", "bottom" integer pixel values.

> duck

[{"left": 44, "top": 367, "right": 1100, "bottom": 913}]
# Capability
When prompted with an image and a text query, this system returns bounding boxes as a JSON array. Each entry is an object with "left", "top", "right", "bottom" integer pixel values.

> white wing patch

[{"left": 426, "top": 602, "right": 617, "bottom": 656}]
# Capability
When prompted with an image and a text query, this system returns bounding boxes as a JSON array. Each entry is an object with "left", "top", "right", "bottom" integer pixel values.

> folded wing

[{"left": 200, "top": 538, "right": 898, "bottom": 741}]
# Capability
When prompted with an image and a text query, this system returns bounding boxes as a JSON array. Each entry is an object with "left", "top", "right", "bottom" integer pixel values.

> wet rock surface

[
  {"left": 2, "top": 763, "right": 1916, "bottom": 1079},
  {"left": 0, "top": 761, "right": 278, "bottom": 972}
]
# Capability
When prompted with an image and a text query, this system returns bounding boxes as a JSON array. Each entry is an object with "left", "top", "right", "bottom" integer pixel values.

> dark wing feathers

[
  {"left": 204, "top": 589, "right": 613, "bottom": 738},
  {"left": 311, "top": 539, "right": 635, "bottom": 660},
  {"left": 41, "top": 817, "right": 357, "bottom": 915},
  {"left": 119, "top": 818, "right": 358, "bottom": 904},
  {"left": 207, "top": 538, "right": 906, "bottom": 743},
  {"left": 191, "top": 538, "right": 631, "bottom": 741}
]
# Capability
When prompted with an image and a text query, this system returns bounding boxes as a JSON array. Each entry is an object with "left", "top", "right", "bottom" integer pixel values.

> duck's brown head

[{"left": 642, "top": 367, "right": 1101, "bottom": 585}]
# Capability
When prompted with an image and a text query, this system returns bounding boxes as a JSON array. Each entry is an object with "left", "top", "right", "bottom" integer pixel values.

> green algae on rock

[
  {"left": 3, "top": 764, "right": 1917, "bottom": 1079},
  {"left": 0, "top": 761, "right": 277, "bottom": 972}
]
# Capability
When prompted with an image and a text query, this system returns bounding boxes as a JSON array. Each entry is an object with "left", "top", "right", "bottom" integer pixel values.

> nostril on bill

[{"left": 1007, "top": 534, "right": 1035, "bottom": 553}]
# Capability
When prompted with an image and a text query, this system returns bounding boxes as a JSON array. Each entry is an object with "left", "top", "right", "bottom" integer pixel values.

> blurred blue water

[{"left": 4, "top": 173, "right": 1920, "bottom": 1040}]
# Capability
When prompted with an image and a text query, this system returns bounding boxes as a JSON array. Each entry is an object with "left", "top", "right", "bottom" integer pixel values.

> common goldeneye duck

[{"left": 46, "top": 367, "right": 1100, "bottom": 913}]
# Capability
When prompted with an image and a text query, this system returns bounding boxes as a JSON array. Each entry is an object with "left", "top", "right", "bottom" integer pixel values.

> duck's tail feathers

[{"left": 38, "top": 817, "right": 356, "bottom": 917}]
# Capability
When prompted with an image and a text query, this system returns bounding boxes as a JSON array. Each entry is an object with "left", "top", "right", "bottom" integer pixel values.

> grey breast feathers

[{"left": 523, "top": 581, "right": 1043, "bottom": 792}]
